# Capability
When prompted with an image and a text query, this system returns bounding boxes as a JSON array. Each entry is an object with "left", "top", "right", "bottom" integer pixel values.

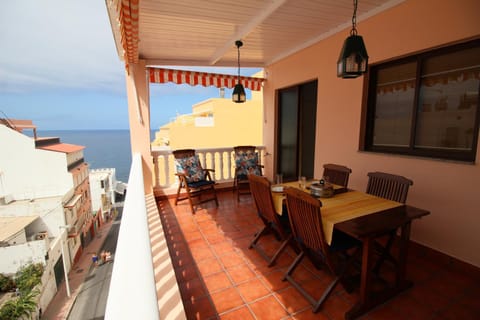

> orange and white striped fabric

[
  {"left": 109, "top": 0, "right": 139, "bottom": 68},
  {"left": 148, "top": 68, "right": 264, "bottom": 91}
]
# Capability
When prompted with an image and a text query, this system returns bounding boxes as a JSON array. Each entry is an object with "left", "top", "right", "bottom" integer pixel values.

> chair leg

[
  {"left": 235, "top": 179, "right": 241, "bottom": 202},
  {"left": 284, "top": 251, "right": 323, "bottom": 310},
  {"left": 284, "top": 251, "right": 348, "bottom": 314},
  {"left": 187, "top": 195, "right": 195, "bottom": 214},
  {"left": 212, "top": 186, "right": 219, "bottom": 207},
  {"left": 312, "top": 277, "right": 340, "bottom": 313},
  {"left": 249, "top": 226, "right": 268, "bottom": 249},
  {"left": 284, "top": 251, "right": 304, "bottom": 279},
  {"left": 183, "top": 185, "right": 195, "bottom": 214},
  {"left": 174, "top": 183, "right": 182, "bottom": 205},
  {"left": 267, "top": 234, "right": 292, "bottom": 267},
  {"left": 250, "top": 226, "right": 290, "bottom": 267}
]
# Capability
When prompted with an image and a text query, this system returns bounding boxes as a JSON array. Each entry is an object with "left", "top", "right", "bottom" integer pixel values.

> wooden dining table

[{"left": 272, "top": 181, "right": 430, "bottom": 319}]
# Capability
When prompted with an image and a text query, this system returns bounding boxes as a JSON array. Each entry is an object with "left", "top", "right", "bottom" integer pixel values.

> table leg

[
  {"left": 359, "top": 236, "right": 373, "bottom": 305},
  {"left": 346, "top": 223, "right": 414, "bottom": 319},
  {"left": 345, "top": 236, "right": 374, "bottom": 319},
  {"left": 396, "top": 222, "right": 413, "bottom": 289}
]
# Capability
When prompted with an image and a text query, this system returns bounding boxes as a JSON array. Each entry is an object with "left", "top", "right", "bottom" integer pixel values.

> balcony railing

[
  {"left": 151, "top": 146, "right": 266, "bottom": 189},
  {"left": 106, "top": 153, "right": 185, "bottom": 319}
]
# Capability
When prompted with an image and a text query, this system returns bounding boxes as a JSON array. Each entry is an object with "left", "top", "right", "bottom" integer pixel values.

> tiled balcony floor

[{"left": 156, "top": 191, "right": 480, "bottom": 320}]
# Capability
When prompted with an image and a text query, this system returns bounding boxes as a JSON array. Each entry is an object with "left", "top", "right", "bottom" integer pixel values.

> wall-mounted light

[
  {"left": 232, "top": 40, "right": 246, "bottom": 103},
  {"left": 337, "top": 0, "right": 369, "bottom": 78}
]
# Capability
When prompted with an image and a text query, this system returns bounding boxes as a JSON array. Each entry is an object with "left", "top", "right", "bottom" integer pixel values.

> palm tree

[
  {"left": 0, "top": 290, "right": 39, "bottom": 320},
  {"left": 15, "top": 263, "right": 43, "bottom": 294}
]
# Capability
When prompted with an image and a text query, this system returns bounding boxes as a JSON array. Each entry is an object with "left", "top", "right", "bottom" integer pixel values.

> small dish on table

[{"left": 271, "top": 185, "right": 284, "bottom": 193}]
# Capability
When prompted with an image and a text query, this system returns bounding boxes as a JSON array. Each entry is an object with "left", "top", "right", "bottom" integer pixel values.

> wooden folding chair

[
  {"left": 283, "top": 187, "right": 361, "bottom": 313},
  {"left": 248, "top": 174, "right": 291, "bottom": 266},
  {"left": 366, "top": 171, "right": 413, "bottom": 273},
  {"left": 322, "top": 163, "right": 352, "bottom": 187},
  {"left": 233, "top": 146, "right": 263, "bottom": 201},
  {"left": 173, "top": 149, "right": 218, "bottom": 214},
  {"left": 366, "top": 171, "right": 413, "bottom": 203}
]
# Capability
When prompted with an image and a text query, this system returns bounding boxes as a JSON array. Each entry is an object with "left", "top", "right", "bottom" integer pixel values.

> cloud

[
  {"left": 0, "top": 0, "right": 125, "bottom": 93},
  {"left": 0, "top": 1, "right": 263, "bottom": 130}
]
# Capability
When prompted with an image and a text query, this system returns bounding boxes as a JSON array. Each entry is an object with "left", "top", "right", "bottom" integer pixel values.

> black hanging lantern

[
  {"left": 337, "top": 0, "right": 369, "bottom": 78},
  {"left": 232, "top": 40, "right": 246, "bottom": 103}
]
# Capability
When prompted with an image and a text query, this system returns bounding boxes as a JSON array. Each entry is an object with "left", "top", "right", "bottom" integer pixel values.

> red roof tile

[{"left": 38, "top": 143, "right": 85, "bottom": 153}]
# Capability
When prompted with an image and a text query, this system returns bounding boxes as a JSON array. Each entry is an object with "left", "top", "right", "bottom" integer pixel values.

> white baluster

[{"left": 163, "top": 154, "right": 170, "bottom": 186}]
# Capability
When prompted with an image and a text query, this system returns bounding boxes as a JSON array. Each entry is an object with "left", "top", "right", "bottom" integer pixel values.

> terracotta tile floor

[{"left": 157, "top": 192, "right": 480, "bottom": 320}]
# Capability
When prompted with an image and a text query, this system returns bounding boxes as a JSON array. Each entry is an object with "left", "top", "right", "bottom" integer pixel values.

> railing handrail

[
  {"left": 105, "top": 153, "right": 159, "bottom": 320},
  {"left": 151, "top": 145, "right": 266, "bottom": 189},
  {"left": 151, "top": 146, "right": 265, "bottom": 154}
]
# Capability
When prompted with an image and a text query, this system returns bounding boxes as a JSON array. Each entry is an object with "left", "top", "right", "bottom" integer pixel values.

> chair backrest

[
  {"left": 172, "top": 149, "right": 196, "bottom": 159},
  {"left": 234, "top": 146, "right": 262, "bottom": 177},
  {"left": 173, "top": 149, "right": 206, "bottom": 182},
  {"left": 366, "top": 171, "right": 413, "bottom": 203},
  {"left": 284, "top": 187, "right": 334, "bottom": 270},
  {"left": 322, "top": 163, "right": 352, "bottom": 187},
  {"left": 248, "top": 174, "right": 286, "bottom": 236}
]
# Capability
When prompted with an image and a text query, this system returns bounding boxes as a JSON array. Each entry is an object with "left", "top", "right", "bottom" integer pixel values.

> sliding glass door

[{"left": 277, "top": 80, "right": 317, "bottom": 181}]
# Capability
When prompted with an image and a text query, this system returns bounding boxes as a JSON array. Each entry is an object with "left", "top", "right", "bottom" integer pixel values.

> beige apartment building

[{"left": 152, "top": 85, "right": 263, "bottom": 150}]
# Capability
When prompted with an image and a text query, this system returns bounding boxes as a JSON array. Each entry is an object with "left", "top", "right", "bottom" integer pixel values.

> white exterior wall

[
  {"left": 89, "top": 168, "right": 117, "bottom": 212},
  {"left": 0, "top": 125, "right": 73, "bottom": 201},
  {"left": 0, "top": 124, "right": 79, "bottom": 310},
  {"left": 0, "top": 197, "right": 67, "bottom": 237},
  {"left": 89, "top": 173, "right": 105, "bottom": 214},
  {"left": 38, "top": 259, "right": 58, "bottom": 315},
  {"left": 6, "top": 230, "right": 27, "bottom": 245},
  {"left": 0, "top": 239, "right": 48, "bottom": 275}
]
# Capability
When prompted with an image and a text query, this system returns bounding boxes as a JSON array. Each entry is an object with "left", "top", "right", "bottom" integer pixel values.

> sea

[{"left": 37, "top": 130, "right": 156, "bottom": 183}]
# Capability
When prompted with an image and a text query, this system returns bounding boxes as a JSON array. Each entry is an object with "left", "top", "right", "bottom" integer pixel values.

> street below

[{"left": 67, "top": 209, "right": 122, "bottom": 320}]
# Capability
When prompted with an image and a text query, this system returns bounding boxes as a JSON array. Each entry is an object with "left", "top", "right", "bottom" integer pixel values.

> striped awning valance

[
  {"left": 108, "top": 0, "right": 139, "bottom": 66},
  {"left": 148, "top": 68, "right": 264, "bottom": 91}
]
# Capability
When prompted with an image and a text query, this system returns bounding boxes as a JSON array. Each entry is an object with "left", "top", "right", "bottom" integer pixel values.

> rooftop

[
  {"left": 36, "top": 142, "right": 85, "bottom": 153},
  {"left": 0, "top": 216, "right": 38, "bottom": 242}
]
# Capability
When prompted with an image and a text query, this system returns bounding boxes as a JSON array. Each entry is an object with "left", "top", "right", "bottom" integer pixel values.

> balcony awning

[{"left": 148, "top": 67, "right": 264, "bottom": 91}]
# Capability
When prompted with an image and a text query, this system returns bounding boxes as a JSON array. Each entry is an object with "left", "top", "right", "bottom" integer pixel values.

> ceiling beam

[
  {"left": 266, "top": 0, "right": 406, "bottom": 65},
  {"left": 208, "top": 0, "right": 288, "bottom": 66}
]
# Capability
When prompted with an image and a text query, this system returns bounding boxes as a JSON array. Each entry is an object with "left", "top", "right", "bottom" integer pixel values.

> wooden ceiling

[{"left": 107, "top": 0, "right": 404, "bottom": 68}]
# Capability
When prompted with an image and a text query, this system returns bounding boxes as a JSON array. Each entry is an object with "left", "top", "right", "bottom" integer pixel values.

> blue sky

[{"left": 0, "top": 1, "right": 260, "bottom": 131}]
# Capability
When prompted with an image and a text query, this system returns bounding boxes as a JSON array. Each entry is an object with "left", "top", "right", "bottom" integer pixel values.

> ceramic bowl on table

[{"left": 310, "top": 182, "right": 334, "bottom": 198}]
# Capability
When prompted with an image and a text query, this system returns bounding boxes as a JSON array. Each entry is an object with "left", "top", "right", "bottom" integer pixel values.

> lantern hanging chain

[
  {"left": 350, "top": 0, "right": 358, "bottom": 36},
  {"left": 237, "top": 42, "right": 241, "bottom": 82}
]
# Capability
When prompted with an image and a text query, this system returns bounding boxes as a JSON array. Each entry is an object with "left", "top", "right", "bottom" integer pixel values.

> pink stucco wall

[
  {"left": 126, "top": 60, "right": 154, "bottom": 194},
  {"left": 263, "top": 0, "right": 480, "bottom": 266}
]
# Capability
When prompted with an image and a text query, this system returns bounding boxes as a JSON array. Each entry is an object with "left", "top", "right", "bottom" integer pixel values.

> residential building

[
  {"left": 89, "top": 168, "right": 117, "bottom": 221},
  {"left": 152, "top": 80, "right": 263, "bottom": 149},
  {"left": 0, "top": 119, "right": 94, "bottom": 312}
]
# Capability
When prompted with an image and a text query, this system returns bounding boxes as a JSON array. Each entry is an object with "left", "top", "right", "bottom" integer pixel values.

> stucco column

[{"left": 125, "top": 60, "right": 153, "bottom": 194}]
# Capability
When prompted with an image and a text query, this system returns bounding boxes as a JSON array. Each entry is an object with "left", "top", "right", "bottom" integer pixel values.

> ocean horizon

[{"left": 36, "top": 129, "right": 156, "bottom": 183}]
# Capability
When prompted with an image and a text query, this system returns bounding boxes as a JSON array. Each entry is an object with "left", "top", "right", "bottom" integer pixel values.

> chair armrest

[
  {"left": 175, "top": 172, "right": 188, "bottom": 184},
  {"left": 203, "top": 169, "right": 215, "bottom": 181}
]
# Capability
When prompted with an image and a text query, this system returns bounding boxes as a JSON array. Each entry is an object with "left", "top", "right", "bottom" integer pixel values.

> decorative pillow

[
  {"left": 175, "top": 155, "right": 206, "bottom": 183},
  {"left": 235, "top": 150, "right": 261, "bottom": 177}
]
